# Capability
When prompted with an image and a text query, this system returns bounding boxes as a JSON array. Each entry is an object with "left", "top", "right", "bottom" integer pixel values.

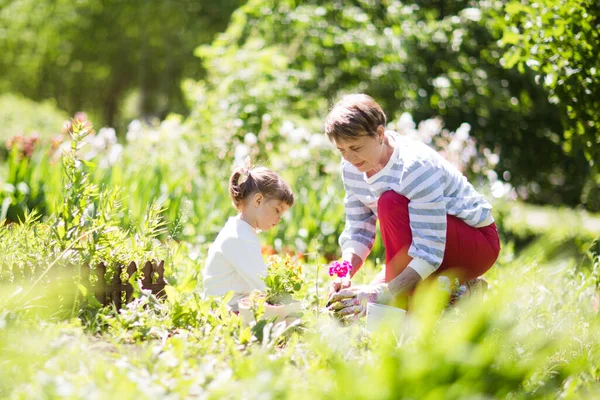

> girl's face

[
  {"left": 247, "top": 194, "right": 290, "bottom": 231},
  {"left": 333, "top": 127, "right": 386, "bottom": 174}
]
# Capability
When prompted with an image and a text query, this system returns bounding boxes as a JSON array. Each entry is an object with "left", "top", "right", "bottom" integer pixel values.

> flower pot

[
  {"left": 366, "top": 303, "right": 406, "bottom": 335},
  {"left": 238, "top": 296, "right": 301, "bottom": 325},
  {"left": 263, "top": 300, "right": 301, "bottom": 323},
  {"left": 238, "top": 297, "right": 255, "bottom": 326}
]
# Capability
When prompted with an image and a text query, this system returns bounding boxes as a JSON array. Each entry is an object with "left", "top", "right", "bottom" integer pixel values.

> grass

[{"left": 1, "top": 229, "right": 599, "bottom": 399}]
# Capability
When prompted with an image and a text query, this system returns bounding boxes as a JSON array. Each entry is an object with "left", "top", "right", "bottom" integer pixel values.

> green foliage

[
  {"left": 0, "top": 93, "right": 68, "bottom": 147},
  {"left": 493, "top": 199, "right": 600, "bottom": 247},
  {"left": 496, "top": 0, "right": 600, "bottom": 211},
  {"left": 0, "top": 211, "right": 59, "bottom": 283},
  {"left": 186, "top": 0, "right": 589, "bottom": 208},
  {"left": 498, "top": 0, "right": 600, "bottom": 167},
  {"left": 2, "top": 244, "right": 600, "bottom": 398},
  {"left": 263, "top": 254, "right": 304, "bottom": 305},
  {"left": 0, "top": 138, "right": 61, "bottom": 223},
  {"left": 4, "top": 2, "right": 600, "bottom": 396},
  {"left": 0, "top": 119, "right": 169, "bottom": 319}
]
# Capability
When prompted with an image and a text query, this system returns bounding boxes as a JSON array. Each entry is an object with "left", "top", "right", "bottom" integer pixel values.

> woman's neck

[{"left": 366, "top": 135, "right": 394, "bottom": 178}]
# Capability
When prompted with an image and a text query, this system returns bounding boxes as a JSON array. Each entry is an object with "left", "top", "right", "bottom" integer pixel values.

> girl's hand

[{"left": 326, "top": 284, "right": 391, "bottom": 319}]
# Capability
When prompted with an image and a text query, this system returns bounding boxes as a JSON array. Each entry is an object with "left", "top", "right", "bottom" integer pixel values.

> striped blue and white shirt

[{"left": 340, "top": 131, "right": 494, "bottom": 279}]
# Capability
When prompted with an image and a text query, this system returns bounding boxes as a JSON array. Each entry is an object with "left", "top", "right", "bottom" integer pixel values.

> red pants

[{"left": 377, "top": 191, "right": 500, "bottom": 284}]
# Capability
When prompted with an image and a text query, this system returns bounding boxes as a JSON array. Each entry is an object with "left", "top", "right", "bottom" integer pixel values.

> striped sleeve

[
  {"left": 339, "top": 185, "right": 377, "bottom": 263},
  {"left": 403, "top": 161, "right": 447, "bottom": 279}
]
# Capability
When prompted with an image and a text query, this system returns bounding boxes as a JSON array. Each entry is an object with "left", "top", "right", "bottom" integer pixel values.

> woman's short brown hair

[
  {"left": 324, "top": 93, "right": 386, "bottom": 142},
  {"left": 229, "top": 165, "right": 294, "bottom": 211}
]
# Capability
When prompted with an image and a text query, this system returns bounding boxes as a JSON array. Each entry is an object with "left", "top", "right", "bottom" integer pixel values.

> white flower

[
  {"left": 486, "top": 153, "right": 500, "bottom": 166},
  {"left": 454, "top": 123, "right": 471, "bottom": 141},
  {"left": 491, "top": 181, "right": 512, "bottom": 199},
  {"left": 432, "top": 76, "right": 451, "bottom": 88},
  {"left": 486, "top": 169, "right": 498, "bottom": 183},
  {"left": 308, "top": 134, "right": 330, "bottom": 149},
  {"left": 146, "top": 129, "right": 160, "bottom": 144},
  {"left": 107, "top": 144, "right": 123, "bottom": 166},
  {"left": 234, "top": 144, "right": 249, "bottom": 166},
  {"left": 274, "top": 238, "right": 283, "bottom": 252},
  {"left": 460, "top": 7, "right": 481, "bottom": 22},
  {"left": 16, "top": 182, "right": 29, "bottom": 195},
  {"left": 98, "top": 127, "right": 117, "bottom": 145},
  {"left": 280, "top": 120, "right": 295, "bottom": 136},
  {"left": 88, "top": 134, "right": 106, "bottom": 151},
  {"left": 417, "top": 118, "right": 442, "bottom": 143},
  {"left": 244, "top": 132, "right": 258, "bottom": 145},
  {"left": 295, "top": 237, "right": 307, "bottom": 253},
  {"left": 289, "top": 147, "right": 310, "bottom": 161},
  {"left": 126, "top": 120, "right": 142, "bottom": 142},
  {"left": 448, "top": 138, "right": 463, "bottom": 152},
  {"left": 290, "top": 127, "right": 309, "bottom": 144},
  {"left": 396, "top": 112, "right": 416, "bottom": 133},
  {"left": 320, "top": 222, "right": 335, "bottom": 236}
]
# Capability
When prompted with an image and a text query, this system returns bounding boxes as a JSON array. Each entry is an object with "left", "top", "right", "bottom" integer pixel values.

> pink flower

[{"left": 328, "top": 260, "right": 351, "bottom": 278}]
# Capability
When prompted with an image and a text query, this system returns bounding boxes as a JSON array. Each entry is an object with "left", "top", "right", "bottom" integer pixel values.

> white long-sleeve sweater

[
  {"left": 340, "top": 131, "right": 494, "bottom": 280},
  {"left": 203, "top": 216, "right": 267, "bottom": 310}
]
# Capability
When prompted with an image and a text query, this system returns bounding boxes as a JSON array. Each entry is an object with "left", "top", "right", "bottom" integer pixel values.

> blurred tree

[
  {"left": 0, "top": 0, "right": 241, "bottom": 130},
  {"left": 187, "top": 0, "right": 592, "bottom": 208}
]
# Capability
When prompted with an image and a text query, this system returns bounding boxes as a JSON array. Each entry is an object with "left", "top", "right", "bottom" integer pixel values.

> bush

[
  {"left": 0, "top": 94, "right": 67, "bottom": 149},
  {"left": 185, "top": 0, "right": 590, "bottom": 208}
]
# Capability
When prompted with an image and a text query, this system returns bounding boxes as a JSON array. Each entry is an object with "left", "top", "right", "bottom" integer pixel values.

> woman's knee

[{"left": 378, "top": 191, "right": 409, "bottom": 220}]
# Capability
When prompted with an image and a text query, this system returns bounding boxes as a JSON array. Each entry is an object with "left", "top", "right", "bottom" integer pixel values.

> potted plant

[{"left": 238, "top": 254, "right": 304, "bottom": 325}]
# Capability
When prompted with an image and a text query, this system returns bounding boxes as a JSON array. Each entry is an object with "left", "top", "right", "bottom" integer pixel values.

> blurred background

[{"left": 1, "top": 1, "right": 600, "bottom": 398}]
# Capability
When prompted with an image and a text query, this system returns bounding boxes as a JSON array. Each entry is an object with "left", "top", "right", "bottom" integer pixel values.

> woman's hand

[
  {"left": 326, "top": 284, "right": 391, "bottom": 319},
  {"left": 327, "top": 276, "right": 351, "bottom": 298}
]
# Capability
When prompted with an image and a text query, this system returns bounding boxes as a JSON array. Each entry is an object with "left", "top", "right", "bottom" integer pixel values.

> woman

[{"left": 325, "top": 94, "right": 500, "bottom": 319}]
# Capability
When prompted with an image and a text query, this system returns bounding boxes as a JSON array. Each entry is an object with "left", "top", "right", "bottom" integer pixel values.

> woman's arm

[
  {"left": 402, "top": 160, "right": 447, "bottom": 280},
  {"left": 386, "top": 266, "right": 422, "bottom": 296},
  {"left": 344, "top": 252, "right": 363, "bottom": 278},
  {"left": 338, "top": 189, "right": 377, "bottom": 276}
]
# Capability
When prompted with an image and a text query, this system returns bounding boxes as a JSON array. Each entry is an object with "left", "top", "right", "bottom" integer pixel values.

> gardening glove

[
  {"left": 327, "top": 277, "right": 352, "bottom": 298},
  {"left": 326, "top": 284, "right": 392, "bottom": 319}
]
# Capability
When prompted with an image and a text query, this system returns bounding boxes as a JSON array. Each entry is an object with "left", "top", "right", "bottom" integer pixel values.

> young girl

[{"left": 203, "top": 165, "right": 294, "bottom": 311}]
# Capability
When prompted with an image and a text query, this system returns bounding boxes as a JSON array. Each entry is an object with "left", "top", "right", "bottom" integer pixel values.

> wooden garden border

[{"left": 81, "top": 260, "right": 167, "bottom": 309}]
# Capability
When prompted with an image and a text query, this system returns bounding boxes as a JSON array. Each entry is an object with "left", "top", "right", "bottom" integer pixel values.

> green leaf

[
  {"left": 164, "top": 285, "right": 179, "bottom": 303},
  {"left": 502, "top": 48, "right": 523, "bottom": 69},
  {"left": 177, "top": 278, "right": 197, "bottom": 294},
  {"left": 77, "top": 283, "right": 88, "bottom": 297},
  {"left": 502, "top": 28, "right": 521, "bottom": 46}
]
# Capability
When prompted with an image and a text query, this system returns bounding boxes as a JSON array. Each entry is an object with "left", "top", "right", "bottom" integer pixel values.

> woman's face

[{"left": 333, "top": 130, "right": 385, "bottom": 173}]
